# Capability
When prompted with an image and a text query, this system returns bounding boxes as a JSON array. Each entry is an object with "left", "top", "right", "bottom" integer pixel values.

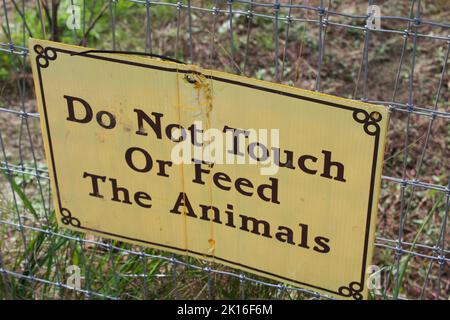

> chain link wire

[{"left": 0, "top": 0, "right": 448, "bottom": 300}]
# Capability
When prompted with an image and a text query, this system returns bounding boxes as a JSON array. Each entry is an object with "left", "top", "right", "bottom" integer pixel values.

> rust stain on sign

[{"left": 180, "top": 72, "right": 213, "bottom": 117}]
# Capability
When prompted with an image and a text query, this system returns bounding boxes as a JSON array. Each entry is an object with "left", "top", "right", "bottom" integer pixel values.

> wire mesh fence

[{"left": 0, "top": 0, "right": 448, "bottom": 300}]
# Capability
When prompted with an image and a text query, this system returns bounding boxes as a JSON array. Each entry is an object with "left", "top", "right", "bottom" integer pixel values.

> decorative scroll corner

[
  {"left": 338, "top": 281, "right": 364, "bottom": 300},
  {"left": 34, "top": 45, "right": 57, "bottom": 68},
  {"left": 60, "top": 208, "right": 81, "bottom": 227},
  {"left": 352, "top": 110, "right": 382, "bottom": 136}
]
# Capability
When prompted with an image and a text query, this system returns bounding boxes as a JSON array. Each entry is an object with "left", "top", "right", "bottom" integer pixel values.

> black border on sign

[{"left": 33, "top": 44, "right": 383, "bottom": 300}]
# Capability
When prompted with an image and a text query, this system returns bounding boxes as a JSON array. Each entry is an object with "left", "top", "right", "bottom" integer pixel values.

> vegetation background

[{"left": 0, "top": 0, "right": 448, "bottom": 299}]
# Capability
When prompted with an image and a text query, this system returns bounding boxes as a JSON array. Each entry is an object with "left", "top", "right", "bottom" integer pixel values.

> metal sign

[{"left": 30, "top": 38, "right": 389, "bottom": 299}]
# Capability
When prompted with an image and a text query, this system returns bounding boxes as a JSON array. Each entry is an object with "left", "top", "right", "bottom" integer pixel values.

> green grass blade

[
  {"left": 0, "top": 169, "right": 39, "bottom": 220},
  {"left": 392, "top": 194, "right": 443, "bottom": 298}
]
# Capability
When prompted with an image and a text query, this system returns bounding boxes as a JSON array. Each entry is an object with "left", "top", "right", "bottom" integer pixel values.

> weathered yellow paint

[{"left": 29, "top": 38, "right": 389, "bottom": 300}]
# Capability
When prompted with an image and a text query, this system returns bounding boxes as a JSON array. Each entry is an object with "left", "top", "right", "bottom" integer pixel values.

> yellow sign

[{"left": 29, "top": 38, "right": 389, "bottom": 300}]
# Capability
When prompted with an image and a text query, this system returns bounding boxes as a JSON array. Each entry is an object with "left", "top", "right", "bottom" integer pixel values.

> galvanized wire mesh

[{"left": 0, "top": 0, "right": 448, "bottom": 300}]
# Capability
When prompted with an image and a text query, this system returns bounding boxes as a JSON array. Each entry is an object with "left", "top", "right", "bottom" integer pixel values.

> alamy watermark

[
  {"left": 366, "top": 5, "right": 382, "bottom": 30},
  {"left": 170, "top": 121, "right": 281, "bottom": 175},
  {"left": 66, "top": 265, "right": 82, "bottom": 290},
  {"left": 366, "top": 265, "right": 383, "bottom": 295},
  {"left": 66, "top": 1, "right": 81, "bottom": 30},
  {"left": 64, "top": 2, "right": 382, "bottom": 32}
]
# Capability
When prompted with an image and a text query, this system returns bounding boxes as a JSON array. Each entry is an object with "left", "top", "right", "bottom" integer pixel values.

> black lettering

[
  {"left": 125, "top": 147, "right": 153, "bottom": 173},
  {"left": 239, "top": 215, "right": 272, "bottom": 238},
  {"left": 298, "top": 223, "right": 310, "bottom": 249},
  {"left": 224, "top": 204, "right": 236, "bottom": 228},
  {"left": 83, "top": 172, "right": 106, "bottom": 198},
  {"left": 199, "top": 205, "right": 222, "bottom": 224},
  {"left": 96, "top": 110, "right": 116, "bottom": 129},
  {"left": 271, "top": 147, "right": 295, "bottom": 169},
  {"left": 298, "top": 155, "right": 318, "bottom": 175},
  {"left": 257, "top": 177, "right": 280, "bottom": 204},
  {"left": 109, "top": 178, "right": 132, "bottom": 204},
  {"left": 213, "top": 172, "right": 231, "bottom": 191},
  {"left": 170, "top": 192, "right": 197, "bottom": 217},
  {"left": 134, "top": 109, "right": 163, "bottom": 139},
  {"left": 65, "top": 95, "right": 93, "bottom": 124},
  {"left": 275, "top": 226, "right": 295, "bottom": 245},
  {"left": 156, "top": 160, "right": 172, "bottom": 177},
  {"left": 235, "top": 178, "right": 254, "bottom": 197},
  {"left": 313, "top": 236, "right": 331, "bottom": 253},
  {"left": 248, "top": 142, "right": 269, "bottom": 161},
  {"left": 223, "top": 126, "right": 250, "bottom": 156},
  {"left": 134, "top": 191, "right": 152, "bottom": 208},
  {"left": 192, "top": 163, "right": 212, "bottom": 185},
  {"left": 188, "top": 123, "right": 203, "bottom": 147},
  {"left": 320, "top": 150, "right": 346, "bottom": 182},
  {"left": 166, "top": 123, "right": 186, "bottom": 142}
]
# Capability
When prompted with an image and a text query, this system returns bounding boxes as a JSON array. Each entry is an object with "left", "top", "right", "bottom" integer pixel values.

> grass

[
  {"left": 0, "top": 164, "right": 288, "bottom": 300},
  {"left": 393, "top": 192, "right": 444, "bottom": 299},
  {"left": 0, "top": 0, "right": 449, "bottom": 300}
]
